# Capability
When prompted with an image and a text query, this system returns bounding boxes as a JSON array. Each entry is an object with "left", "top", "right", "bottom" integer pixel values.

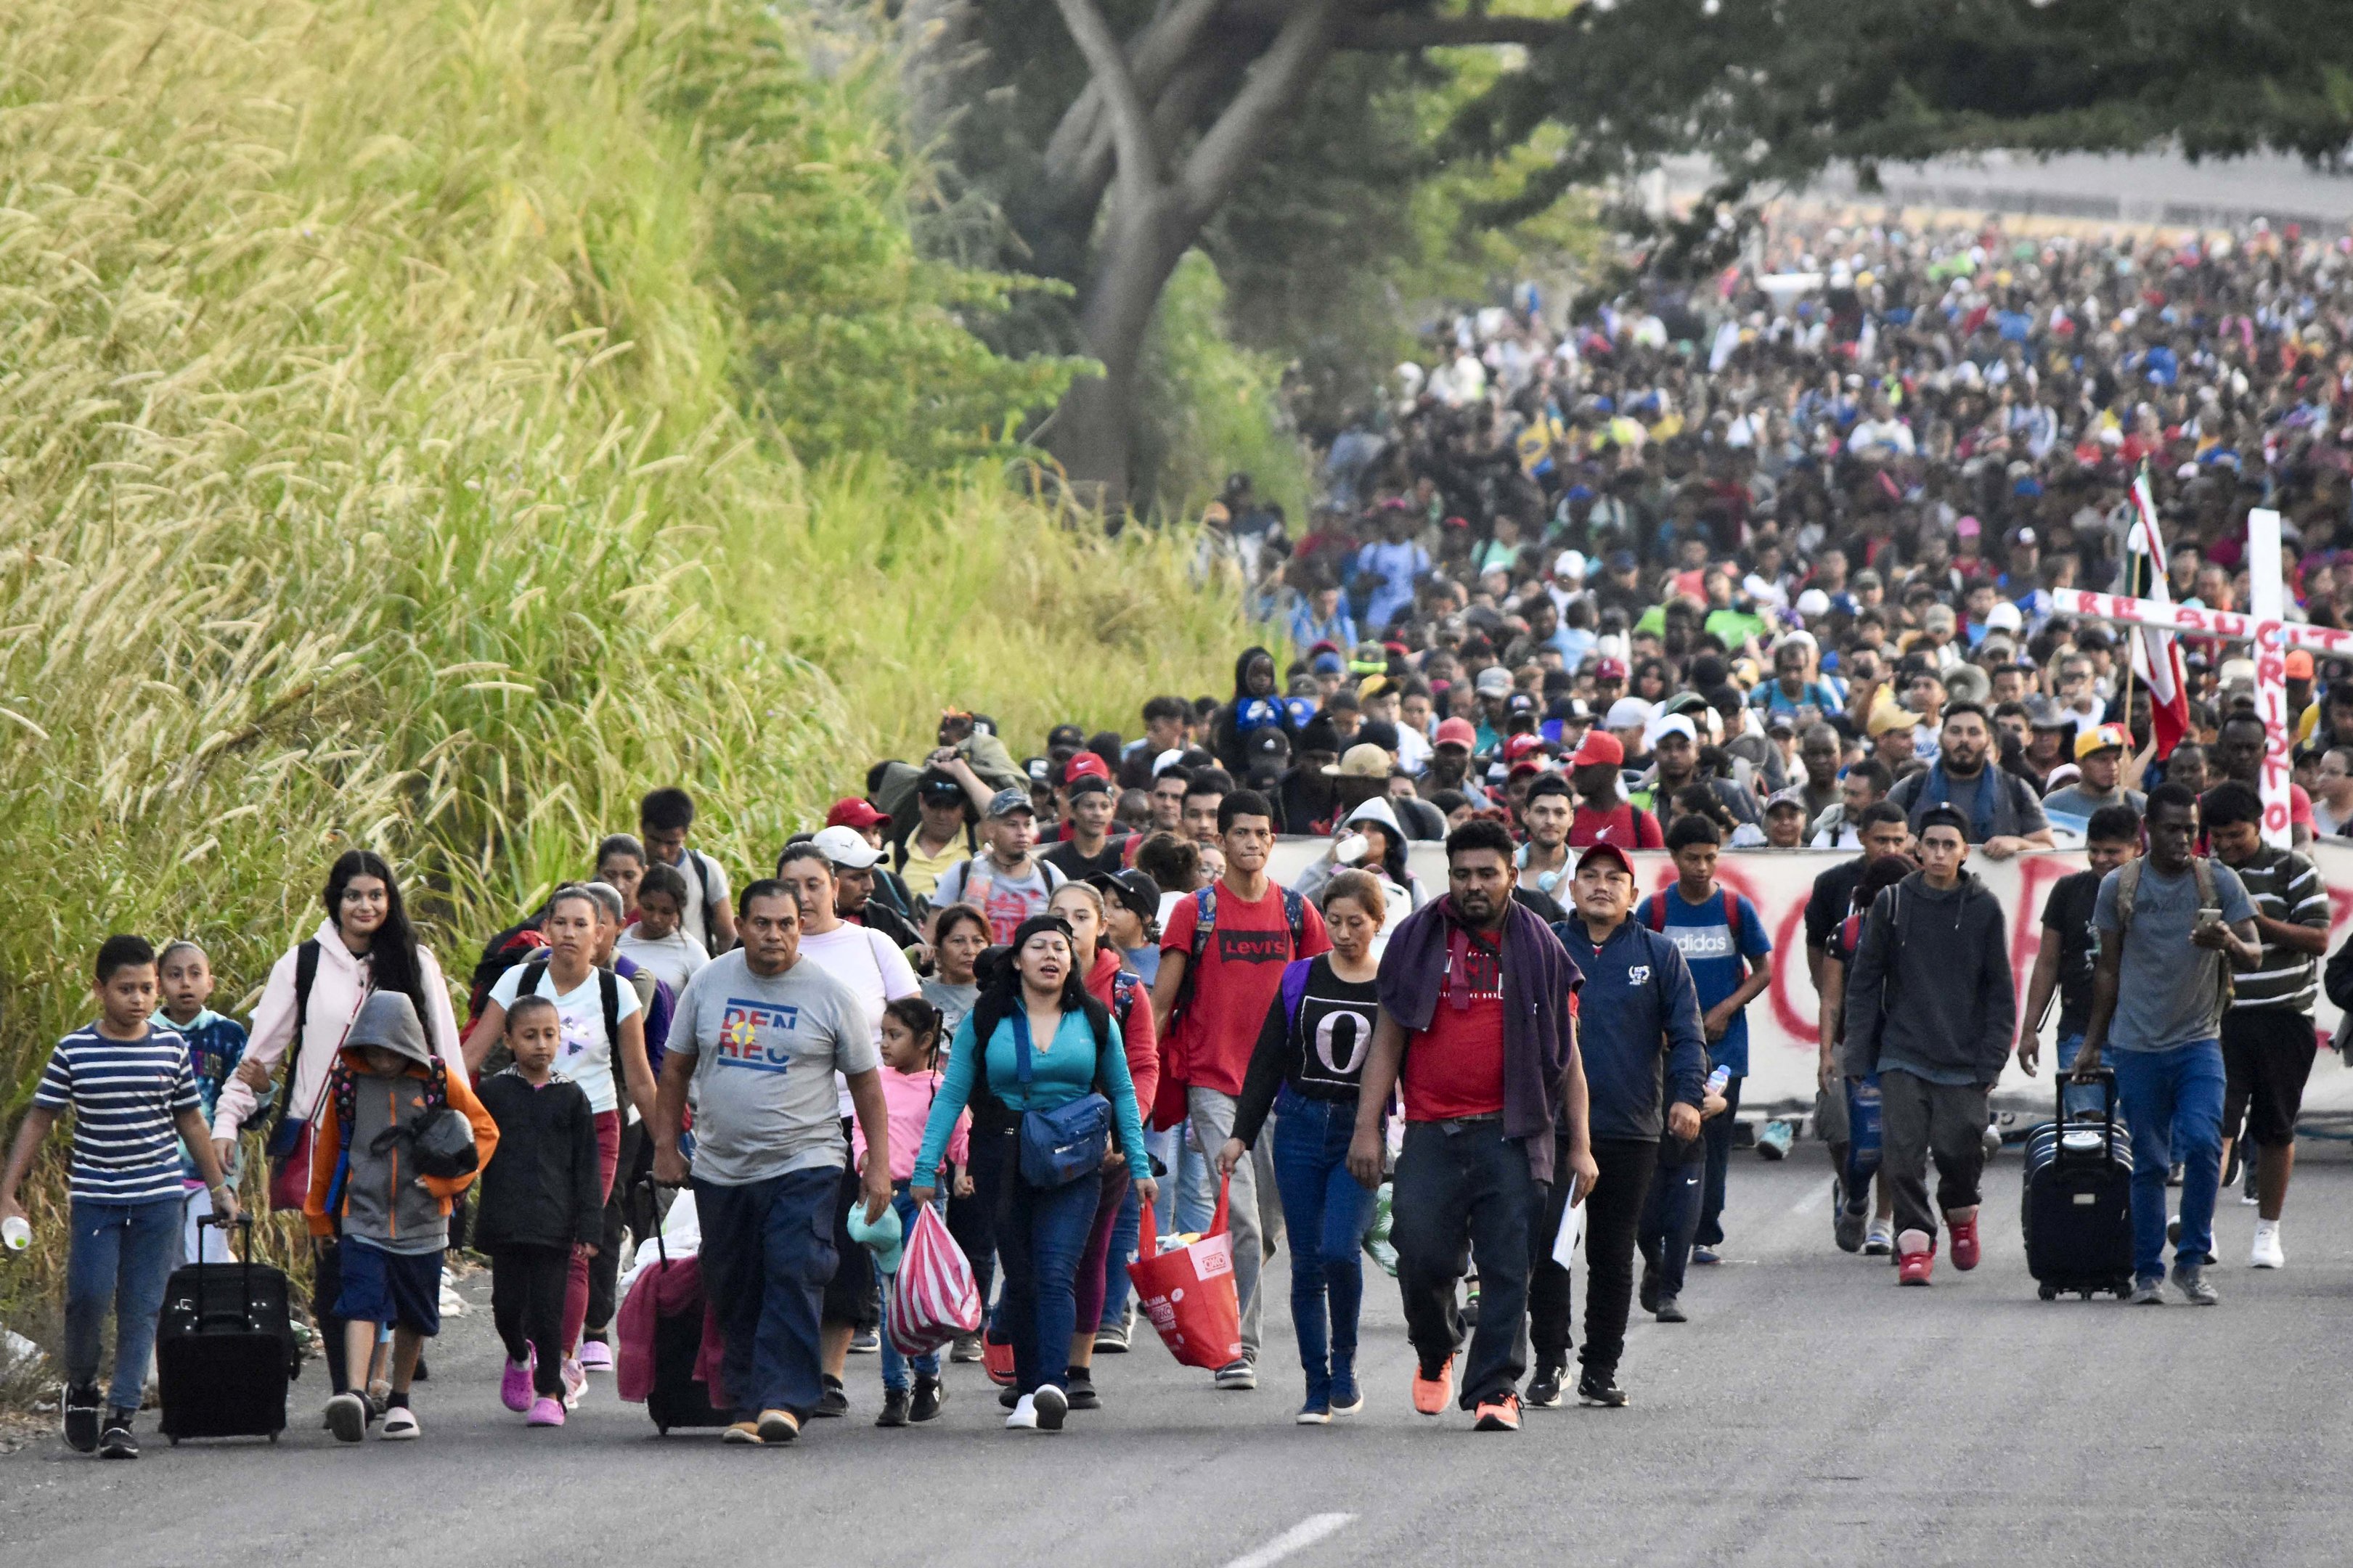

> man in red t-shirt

[
  {"left": 2216, "top": 711, "right": 2316, "bottom": 849},
  {"left": 1565, "top": 730, "right": 1663, "bottom": 849},
  {"left": 1151, "top": 787, "right": 1329, "bottom": 1389}
]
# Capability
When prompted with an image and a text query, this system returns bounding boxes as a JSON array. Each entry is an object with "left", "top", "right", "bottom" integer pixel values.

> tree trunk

[{"left": 1044, "top": 188, "right": 1199, "bottom": 514}]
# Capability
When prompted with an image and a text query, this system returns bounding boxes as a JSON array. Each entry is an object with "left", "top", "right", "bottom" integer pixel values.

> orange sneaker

[
  {"left": 1473, "top": 1392, "right": 1521, "bottom": 1432},
  {"left": 1411, "top": 1356, "right": 1453, "bottom": 1416},
  {"left": 1949, "top": 1216, "right": 1981, "bottom": 1271}
]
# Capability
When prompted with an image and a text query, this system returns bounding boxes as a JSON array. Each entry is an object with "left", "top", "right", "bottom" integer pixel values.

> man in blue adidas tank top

[{"left": 1652, "top": 816, "right": 1772, "bottom": 1263}]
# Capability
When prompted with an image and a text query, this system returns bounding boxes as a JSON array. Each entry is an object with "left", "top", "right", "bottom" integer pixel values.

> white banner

[{"left": 1268, "top": 838, "right": 2353, "bottom": 1113}]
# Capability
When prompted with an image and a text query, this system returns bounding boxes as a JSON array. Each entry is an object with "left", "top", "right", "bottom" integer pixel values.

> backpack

[
  {"left": 1172, "top": 882, "right": 1310, "bottom": 1026},
  {"left": 467, "top": 911, "right": 550, "bottom": 1026},
  {"left": 1642, "top": 889, "right": 1744, "bottom": 944},
  {"left": 2110, "top": 857, "right": 2235, "bottom": 1017}
]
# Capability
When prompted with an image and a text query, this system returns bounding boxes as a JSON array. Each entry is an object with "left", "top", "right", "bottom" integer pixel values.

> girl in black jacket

[{"left": 474, "top": 996, "right": 603, "bottom": 1427}]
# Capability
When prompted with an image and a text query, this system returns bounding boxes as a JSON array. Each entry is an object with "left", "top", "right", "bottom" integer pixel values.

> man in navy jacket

[{"left": 1528, "top": 843, "right": 1708, "bottom": 1409}]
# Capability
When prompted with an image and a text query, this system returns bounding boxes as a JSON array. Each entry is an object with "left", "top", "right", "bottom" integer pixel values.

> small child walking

[
  {"left": 306, "top": 991, "right": 497, "bottom": 1443},
  {"left": 0, "top": 936, "right": 238, "bottom": 1459},
  {"left": 473, "top": 995, "right": 603, "bottom": 1427},
  {"left": 852, "top": 997, "right": 968, "bottom": 1427},
  {"left": 155, "top": 939, "right": 260, "bottom": 1266}
]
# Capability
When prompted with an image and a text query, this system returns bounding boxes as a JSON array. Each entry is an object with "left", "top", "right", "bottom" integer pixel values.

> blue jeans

[
  {"left": 65, "top": 1196, "right": 182, "bottom": 1413},
  {"left": 1697, "top": 1075, "right": 1743, "bottom": 1247},
  {"left": 2052, "top": 1032, "right": 2111, "bottom": 1119},
  {"left": 1390, "top": 1119, "right": 1538, "bottom": 1408},
  {"left": 1099, "top": 1181, "right": 1141, "bottom": 1324},
  {"left": 995, "top": 1169, "right": 1100, "bottom": 1394},
  {"left": 2112, "top": 1040, "right": 2225, "bottom": 1281},
  {"left": 694, "top": 1167, "right": 839, "bottom": 1419},
  {"left": 1268, "top": 1089, "right": 1377, "bottom": 1399},
  {"left": 1148, "top": 1124, "right": 1215, "bottom": 1238},
  {"left": 880, "top": 1187, "right": 942, "bottom": 1391}
]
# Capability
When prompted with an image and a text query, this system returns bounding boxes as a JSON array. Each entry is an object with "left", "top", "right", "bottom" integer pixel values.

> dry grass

[{"left": 0, "top": 0, "right": 1248, "bottom": 1334}]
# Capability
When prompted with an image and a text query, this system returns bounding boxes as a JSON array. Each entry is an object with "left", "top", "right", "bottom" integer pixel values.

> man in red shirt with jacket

[
  {"left": 1349, "top": 819, "right": 1596, "bottom": 1432},
  {"left": 1151, "top": 788, "right": 1329, "bottom": 1391}
]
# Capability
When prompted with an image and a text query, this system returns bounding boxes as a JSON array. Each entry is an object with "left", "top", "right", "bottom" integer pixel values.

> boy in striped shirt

[
  {"left": 2204, "top": 783, "right": 2331, "bottom": 1270},
  {"left": 0, "top": 935, "right": 240, "bottom": 1460}
]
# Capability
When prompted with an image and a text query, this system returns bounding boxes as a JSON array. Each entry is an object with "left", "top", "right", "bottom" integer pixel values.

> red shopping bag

[
  {"left": 1125, "top": 1175, "right": 1243, "bottom": 1371},
  {"left": 886, "top": 1201, "right": 983, "bottom": 1358}
]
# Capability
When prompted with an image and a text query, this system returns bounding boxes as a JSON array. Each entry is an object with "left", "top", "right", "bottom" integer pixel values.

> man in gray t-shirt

[
  {"left": 2075, "top": 785, "right": 2262, "bottom": 1306},
  {"left": 653, "top": 883, "right": 889, "bottom": 1440}
]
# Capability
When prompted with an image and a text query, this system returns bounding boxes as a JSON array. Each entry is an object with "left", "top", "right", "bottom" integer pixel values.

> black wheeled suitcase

[
  {"left": 2020, "top": 1069, "right": 2136, "bottom": 1301},
  {"left": 156, "top": 1214, "right": 301, "bottom": 1444}
]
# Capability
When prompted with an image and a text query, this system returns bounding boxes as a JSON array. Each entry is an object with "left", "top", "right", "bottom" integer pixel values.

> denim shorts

[{"left": 335, "top": 1238, "right": 444, "bottom": 1336}]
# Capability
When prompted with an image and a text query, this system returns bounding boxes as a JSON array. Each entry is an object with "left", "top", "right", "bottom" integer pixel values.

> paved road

[{"left": 9, "top": 1145, "right": 2353, "bottom": 1567}]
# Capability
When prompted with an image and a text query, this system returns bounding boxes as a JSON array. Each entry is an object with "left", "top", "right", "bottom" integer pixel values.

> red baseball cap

[
  {"left": 1062, "top": 751, "right": 1112, "bottom": 784},
  {"left": 1595, "top": 657, "right": 1629, "bottom": 682},
  {"left": 1569, "top": 730, "right": 1625, "bottom": 769},
  {"left": 1435, "top": 716, "right": 1477, "bottom": 750},
  {"left": 825, "top": 797, "right": 889, "bottom": 830},
  {"left": 1503, "top": 733, "right": 1547, "bottom": 762},
  {"left": 1577, "top": 842, "right": 1636, "bottom": 880}
]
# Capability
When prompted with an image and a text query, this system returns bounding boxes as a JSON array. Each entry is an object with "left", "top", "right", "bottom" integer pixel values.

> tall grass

[{"left": 0, "top": 0, "right": 1247, "bottom": 1317}]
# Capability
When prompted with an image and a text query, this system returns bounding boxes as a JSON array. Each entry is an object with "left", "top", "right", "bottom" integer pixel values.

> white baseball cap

[
  {"left": 1604, "top": 696, "right": 1654, "bottom": 731},
  {"left": 810, "top": 825, "right": 881, "bottom": 870}
]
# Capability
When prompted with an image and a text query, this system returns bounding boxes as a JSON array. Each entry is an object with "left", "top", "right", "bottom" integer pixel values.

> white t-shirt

[
  {"left": 488, "top": 963, "right": 642, "bottom": 1114},
  {"left": 794, "top": 923, "right": 920, "bottom": 1114},
  {"left": 616, "top": 926, "right": 709, "bottom": 999}
]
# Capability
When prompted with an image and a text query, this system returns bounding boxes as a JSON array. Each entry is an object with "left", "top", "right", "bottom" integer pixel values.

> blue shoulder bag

[{"left": 1011, "top": 1009, "right": 1112, "bottom": 1189}]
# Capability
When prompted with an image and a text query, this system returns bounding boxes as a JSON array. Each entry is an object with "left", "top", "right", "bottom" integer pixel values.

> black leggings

[{"left": 492, "top": 1245, "right": 570, "bottom": 1398}]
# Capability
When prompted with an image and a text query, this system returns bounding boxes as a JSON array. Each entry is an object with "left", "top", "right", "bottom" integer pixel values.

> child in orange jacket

[{"left": 306, "top": 991, "right": 497, "bottom": 1443}]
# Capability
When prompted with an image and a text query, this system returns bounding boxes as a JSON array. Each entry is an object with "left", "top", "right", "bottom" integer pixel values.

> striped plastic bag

[{"left": 885, "top": 1201, "right": 982, "bottom": 1358}]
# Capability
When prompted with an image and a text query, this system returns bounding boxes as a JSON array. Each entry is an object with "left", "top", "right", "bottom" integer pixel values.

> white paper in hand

[{"left": 1550, "top": 1176, "right": 1585, "bottom": 1270}]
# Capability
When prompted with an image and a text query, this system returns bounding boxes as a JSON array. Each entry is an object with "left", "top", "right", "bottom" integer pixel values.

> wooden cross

[{"left": 2052, "top": 509, "right": 2330, "bottom": 849}]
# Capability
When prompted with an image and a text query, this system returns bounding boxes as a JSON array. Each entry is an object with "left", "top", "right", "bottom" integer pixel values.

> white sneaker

[
  {"left": 1005, "top": 1394, "right": 1039, "bottom": 1431},
  {"left": 2250, "top": 1220, "right": 2285, "bottom": 1270},
  {"left": 1862, "top": 1222, "right": 1893, "bottom": 1257}
]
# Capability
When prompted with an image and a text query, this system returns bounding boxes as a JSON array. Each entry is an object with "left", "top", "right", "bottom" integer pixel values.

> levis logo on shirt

[{"left": 1218, "top": 928, "right": 1290, "bottom": 964}]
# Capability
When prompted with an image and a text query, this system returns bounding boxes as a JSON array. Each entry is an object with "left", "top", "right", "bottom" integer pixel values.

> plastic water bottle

[
  {"left": 1, "top": 1216, "right": 28, "bottom": 1253},
  {"left": 1706, "top": 1066, "right": 1731, "bottom": 1098}
]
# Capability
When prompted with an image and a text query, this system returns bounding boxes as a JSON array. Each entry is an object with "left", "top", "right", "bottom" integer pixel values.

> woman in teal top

[{"left": 913, "top": 915, "right": 1154, "bottom": 1432}]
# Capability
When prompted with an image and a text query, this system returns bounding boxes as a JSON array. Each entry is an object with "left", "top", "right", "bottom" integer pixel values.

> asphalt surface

[{"left": 9, "top": 1143, "right": 2353, "bottom": 1567}]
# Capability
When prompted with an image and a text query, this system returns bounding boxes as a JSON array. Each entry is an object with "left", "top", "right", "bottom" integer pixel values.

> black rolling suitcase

[
  {"left": 156, "top": 1214, "right": 301, "bottom": 1444},
  {"left": 2020, "top": 1069, "right": 2136, "bottom": 1301}
]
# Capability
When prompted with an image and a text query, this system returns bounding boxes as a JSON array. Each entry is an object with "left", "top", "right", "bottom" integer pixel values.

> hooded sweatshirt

[
  {"left": 305, "top": 992, "right": 497, "bottom": 1251},
  {"left": 1213, "top": 646, "right": 1294, "bottom": 773},
  {"left": 1838, "top": 868, "right": 2016, "bottom": 1086}
]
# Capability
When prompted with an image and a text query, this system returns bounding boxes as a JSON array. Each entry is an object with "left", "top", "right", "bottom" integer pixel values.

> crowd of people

[{"left": 9, "top": 206, "right": 2353, "bottom": 1454}]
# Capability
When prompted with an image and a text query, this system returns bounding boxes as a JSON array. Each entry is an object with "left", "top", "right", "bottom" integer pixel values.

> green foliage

[
  {"left": 0, "top": 0, "right": 1244, "bottom": 1313},
  {"left": 1133, "top": 252, "right": 1310, "bottom": 523}
]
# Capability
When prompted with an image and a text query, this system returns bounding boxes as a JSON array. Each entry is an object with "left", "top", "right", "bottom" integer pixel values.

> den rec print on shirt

[{"left": 717, "top": 998, "right": 800, "bottom": 1071}]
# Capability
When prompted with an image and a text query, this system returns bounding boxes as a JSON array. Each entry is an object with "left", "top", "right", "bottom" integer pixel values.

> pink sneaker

[
  {"left": 560, "top": 1357, "right": 587, "bottom": 1410},
  {"left": 500, "top": 1355, "right": 535, "bottom": 1413},
  {"left": 526, "top": 1396, "right": 565, "bottom": 1428},
  {"left": 578, "top": 1339, "right": 613, "bottom": 1373}
]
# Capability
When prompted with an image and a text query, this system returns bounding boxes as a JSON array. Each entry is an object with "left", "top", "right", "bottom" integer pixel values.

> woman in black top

[{"left": 1217, "top": 870, "right": 1385, "bottom": 1425}]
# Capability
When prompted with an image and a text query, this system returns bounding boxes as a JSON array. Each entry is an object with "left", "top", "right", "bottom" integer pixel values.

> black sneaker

[
  {"left": 1524, "top": 1361, "right": 1565, "bottom": 1409},
  {"left": 876, "top": 1387, "right": 910, "bottom": 1428},
  {"left": 998, "top": 1384, "right": 1020, "bottom": 1410},
  {"left": 62, "top": 1382, "right": 102, "bottom": 1453},
  {"left": 1637, "top": 1267, "right": 1660, "bottom": 1316},
  {"left": 910, "top": 1376, "right": 945, "bottom": 1423},
  {"left": 1064, "top": 1370, "right": 1099, "bottom": 1410},
  {"left": 815, "top": 1374, "right": 849, "bottom": 1418},
  {"left": 849, "top": 1328, "right": 881, "bottom": 1355},
  {"left": 1576, "top": 1373, "right": 1628, "bottom": 1408},
  {"left": 1653, "top": 1294, "right": 1687, "bottom": 1324},
  {"left": 97, "top": 1412, "right": 139, "bottom": 1461}
]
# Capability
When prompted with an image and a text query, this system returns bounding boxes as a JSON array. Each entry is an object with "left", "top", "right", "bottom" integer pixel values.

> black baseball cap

[{"left": 1088, "top": 868, "right": 1162, "bottom": 923}]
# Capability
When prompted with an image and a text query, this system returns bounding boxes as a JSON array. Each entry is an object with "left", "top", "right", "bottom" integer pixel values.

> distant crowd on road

[{"left": 12, "top": 206, "right": 2353, "bottom": 1453}]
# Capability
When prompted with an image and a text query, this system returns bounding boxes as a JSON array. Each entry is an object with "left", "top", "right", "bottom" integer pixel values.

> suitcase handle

[
  {"left": 2055, "top": 1064, "right": 2121, "bottom": 1163},
  {"left": 194, "top": 1210, "right": 261, "bottom": 1333}
]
